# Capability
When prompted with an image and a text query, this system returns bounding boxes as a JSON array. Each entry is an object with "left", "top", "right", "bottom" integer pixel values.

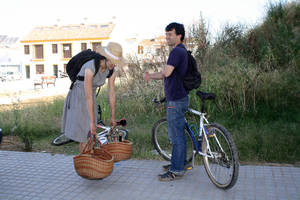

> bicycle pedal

[{"left": 208, "top": 134, "right": 215, "bottom": 138}]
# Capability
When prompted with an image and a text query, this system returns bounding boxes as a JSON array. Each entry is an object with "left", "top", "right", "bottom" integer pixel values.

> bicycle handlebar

[
  {"left": 116, "top": 118, "right": 127, "bottom": 127},
  {"left": 152, "top": 97, "right": 166, "bottom": 105}
]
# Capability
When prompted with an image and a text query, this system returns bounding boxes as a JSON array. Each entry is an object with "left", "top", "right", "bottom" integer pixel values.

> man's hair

[{"left": 165, "top": 22, "right": 185, "bottom": 42}]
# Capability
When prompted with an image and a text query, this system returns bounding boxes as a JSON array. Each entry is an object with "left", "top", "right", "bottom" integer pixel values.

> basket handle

[
  {"left": 81, "top": 131, "right": 104, "bottom": 154},
  {"left": 80, "top": 132, "right": 98, "bottom": 154}
]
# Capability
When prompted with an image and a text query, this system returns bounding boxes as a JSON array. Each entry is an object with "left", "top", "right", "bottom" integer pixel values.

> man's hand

[{"left": 144, "top": 72, "right": 150, "bottom": 82}]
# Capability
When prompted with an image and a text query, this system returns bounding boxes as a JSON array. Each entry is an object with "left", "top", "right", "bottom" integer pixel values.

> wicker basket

[
  {"left": 102, "top": 140, "right": 133, "bottom": 162},
  {"left": 73, "top": 137, "right": 114, "bottom": 179}
]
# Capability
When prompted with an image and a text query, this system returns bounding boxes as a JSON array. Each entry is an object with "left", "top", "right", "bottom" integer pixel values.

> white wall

[{"left": 21, "top": 39, "right": 108, "bottom": 79}]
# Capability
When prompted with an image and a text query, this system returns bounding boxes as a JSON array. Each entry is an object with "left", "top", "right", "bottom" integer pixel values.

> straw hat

[{"left": 96, "top": 42, "right": 126, "bottom": 67}]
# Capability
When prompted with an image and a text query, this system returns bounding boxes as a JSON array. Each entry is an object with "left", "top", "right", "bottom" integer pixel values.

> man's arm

[
  {"left": 108, "top": 71, "right": 117, "bottom": 127},
  {"left": 145, "top": 65, "right": 174, "bottom": 82}
]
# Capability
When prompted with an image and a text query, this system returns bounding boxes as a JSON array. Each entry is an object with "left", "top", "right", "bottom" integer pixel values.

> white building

[
  {"left": 20, "top": 23, "right": 115, "bottom": 79},
  {"left": 0, "top": 36, "right": 22, "bottom": 76}
]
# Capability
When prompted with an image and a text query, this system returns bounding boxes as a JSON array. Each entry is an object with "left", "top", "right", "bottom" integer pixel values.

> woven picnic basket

[
  {"left": 102, "top": 140, "right": 133, "bottom": 162},
  {"left": 73, "top": 136, "right": 114, "bottom": 179}
]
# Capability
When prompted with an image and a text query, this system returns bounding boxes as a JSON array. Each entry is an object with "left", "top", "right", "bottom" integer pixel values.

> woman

[{"left": 61, "top": 42, "right": 125, "bottom": 152}]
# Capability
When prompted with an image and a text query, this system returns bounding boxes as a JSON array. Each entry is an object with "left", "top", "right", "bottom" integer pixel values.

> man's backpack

[
  {"left": 180, "top": 50, "right": 201, "bottom": 92},
  {"left": 66, "top": 49, "right": 114, "bottom": 89}
]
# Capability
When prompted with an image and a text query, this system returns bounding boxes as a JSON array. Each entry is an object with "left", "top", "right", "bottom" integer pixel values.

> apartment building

[{"left": 20, "top": 23, "right": 115, "bottom": 79}]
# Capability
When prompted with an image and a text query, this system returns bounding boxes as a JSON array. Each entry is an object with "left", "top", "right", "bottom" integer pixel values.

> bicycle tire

[
  {"left": 152, "top": 118, "right": 194, "bottom": 162},
  {"left": 202, "top": 123, "right": 239, "bottom": 189},
  {"left": 51, "top": 134, "right": 73, "bottom": 146}
]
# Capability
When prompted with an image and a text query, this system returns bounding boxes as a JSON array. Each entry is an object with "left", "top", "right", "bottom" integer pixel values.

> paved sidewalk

[{"left": 0, "top": 150, "right": 299, "bottom": 200}]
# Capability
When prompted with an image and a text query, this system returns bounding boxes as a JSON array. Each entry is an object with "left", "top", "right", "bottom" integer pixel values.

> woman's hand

[{"left": 110, "top": 117, "right": 116, "bottom": 128}]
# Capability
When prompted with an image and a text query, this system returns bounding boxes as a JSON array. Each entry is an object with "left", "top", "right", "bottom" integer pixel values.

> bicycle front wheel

[
  {"left": 202, "top": 123, "right": 239, "bottom": 189},
  {"left": 152, "top": 118, "right": 194, "bottom": 162}
]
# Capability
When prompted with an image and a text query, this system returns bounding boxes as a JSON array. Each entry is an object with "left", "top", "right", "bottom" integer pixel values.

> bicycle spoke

[
  {"left": 202, "top": 124, "right": 239, "bottom": 189},
  {"left": 152, "top": 118, "right": 194, "bottom": 162}
]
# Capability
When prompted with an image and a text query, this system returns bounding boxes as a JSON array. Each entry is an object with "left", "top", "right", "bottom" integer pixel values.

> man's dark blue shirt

[{"left": 164, "top": 43, "right": 188, "bottom": 101}]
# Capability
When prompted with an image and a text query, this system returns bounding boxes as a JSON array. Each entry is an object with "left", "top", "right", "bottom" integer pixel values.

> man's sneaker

[
  {"left": 162, "top": 163, "right": 193, "bottom": 171},
  {"left": 158, "top": 171, "right": 183, "bottom": 182}
]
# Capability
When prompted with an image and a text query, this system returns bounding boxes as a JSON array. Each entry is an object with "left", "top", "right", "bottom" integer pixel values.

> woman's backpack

[
  {"left": 66, "top": 49, "right": 101, "bottom": 83},
  {"left": 66, "top": 49, "right": 114, "bottom": 89}
]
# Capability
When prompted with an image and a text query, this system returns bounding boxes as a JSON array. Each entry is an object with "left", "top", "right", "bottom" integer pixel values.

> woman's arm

[
  {"left": 108, "top": 71, "right": 117, "bottom": 127},
  {"left": 84, "top": 68, "right": 96, "bottom": 135}
]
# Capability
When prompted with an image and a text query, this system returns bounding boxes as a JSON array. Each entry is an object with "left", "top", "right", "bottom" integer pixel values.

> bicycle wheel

[
  {"left": 202, "top": 123, "right": 239, "bottom": 189},
  {"left": 51, "top": 134, "right": 73, "bottom": 146},
  {"left": 152, "top": 118, "right": 194, "bottom": 162}
]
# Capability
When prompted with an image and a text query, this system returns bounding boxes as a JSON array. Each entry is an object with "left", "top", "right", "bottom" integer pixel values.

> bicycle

[
  {"left": 152, "top": 91, "right": 239, "bottom": 189},
  {"left": 52, "top": 104, "right": 129, "bottom": 146}
]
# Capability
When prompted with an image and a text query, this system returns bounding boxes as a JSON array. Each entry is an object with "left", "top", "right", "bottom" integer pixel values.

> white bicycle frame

[
  {"left": 96, "top": 124, "right": 126, "bottom": 143},
  {"left": 187, "top": 108, "right": 224, "bottom": 162},
  {"left": 96, "top": 124, "right": 111, "bottom": 137}
]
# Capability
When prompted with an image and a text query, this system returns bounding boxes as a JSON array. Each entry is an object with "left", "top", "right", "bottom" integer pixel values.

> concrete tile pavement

[{"left": 0, "top": 150, "right": 299, "bottom": 200}]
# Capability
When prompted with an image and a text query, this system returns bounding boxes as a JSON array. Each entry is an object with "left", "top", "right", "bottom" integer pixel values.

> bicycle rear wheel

[
  {"left": 51, "top": 134, "right": 73, "bottom": 146},
  {"left": 202, "top": 123, "right": 239, "bottom": 189},
  {"left": 152, "top": 118, "right": 194, "bottom": 162}
]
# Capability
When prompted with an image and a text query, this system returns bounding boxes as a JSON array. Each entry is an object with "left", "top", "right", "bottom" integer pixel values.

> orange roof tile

[{"left": 21, "top": 23, "right": 115, "bottom": 43}]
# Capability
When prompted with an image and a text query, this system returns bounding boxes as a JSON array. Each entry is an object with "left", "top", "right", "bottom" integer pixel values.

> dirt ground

[{"left": 0, "top": 136, "right": 25, "bottom": 152}]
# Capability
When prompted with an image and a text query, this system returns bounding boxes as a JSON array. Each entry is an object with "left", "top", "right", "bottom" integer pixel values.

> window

[
  {"left": 92, "top": 42, "right": 101, "bottom": 51},
  {"left": 138, "top": 46, "right": 144, "bottom": 54},
  {"left": 63, "top": 44, "right": 72, "bottom": 58},
  {"left": 81, "top": 43, "right": 87, "bottom": 51},
  {"left": 52, "top": 44, "right": 58, "bottom": 53},
  {"left": 25, "top": 65, "right": 30, "bottom": 79},
  {"left": 24, "top": 45, "right": 30, "bottom": 54},
  {"left": 36, "top": 64, "right": 44, "bottom": 74},
  {"left": 34, "top": 45, "right": 44, "bottom": 59},
  {"left": 64, "top": 64, "right": 67, "bottom": 73},
  {"left": 53, "top": 65, "right": 58, "bottom": 77}
]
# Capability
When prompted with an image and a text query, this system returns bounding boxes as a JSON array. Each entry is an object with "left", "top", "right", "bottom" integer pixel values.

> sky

[{"left": 0, "top": 0, "right": 290, "bottom": 40}]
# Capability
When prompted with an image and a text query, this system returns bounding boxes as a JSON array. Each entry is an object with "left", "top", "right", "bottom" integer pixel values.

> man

[{"left": 145, "top": 22, "right": 189, "bottom": 181}]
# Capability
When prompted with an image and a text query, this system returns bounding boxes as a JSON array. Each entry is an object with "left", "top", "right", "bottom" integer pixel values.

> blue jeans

[{"left": 166, "top": 96, "right": 189, "bottom": 175}]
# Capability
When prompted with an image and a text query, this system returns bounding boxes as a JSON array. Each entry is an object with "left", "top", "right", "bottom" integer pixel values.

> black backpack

[
  {"left": 177, "top": 50, "right": 201, "bottom": 92},
  {"left": 66, "top": 49, "right": 114, "bottom": 89}
]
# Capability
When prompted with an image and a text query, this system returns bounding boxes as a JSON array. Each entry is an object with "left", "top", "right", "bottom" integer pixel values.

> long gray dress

[{"left": 61, "top": 59, "right": 110, "bottom": 142}]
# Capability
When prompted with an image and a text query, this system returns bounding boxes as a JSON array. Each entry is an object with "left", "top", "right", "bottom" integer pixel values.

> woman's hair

[
  {"left": 165, "top": 22, "right": 185, "bottom": 42},
  {"left": 99, "top": 54, "right": 106, "bottom": 61},
  {"left": 97, "top": 54, "right": 107, "bottom": 72}
]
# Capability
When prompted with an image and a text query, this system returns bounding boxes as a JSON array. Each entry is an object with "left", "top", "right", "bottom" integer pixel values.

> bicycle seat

[{"left": 196, "top": 91, "right": 216, "bottom": 101}]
